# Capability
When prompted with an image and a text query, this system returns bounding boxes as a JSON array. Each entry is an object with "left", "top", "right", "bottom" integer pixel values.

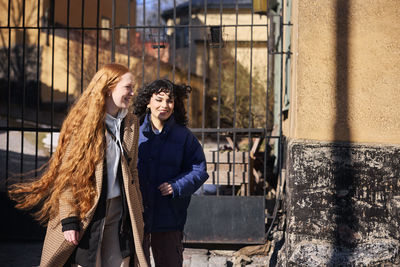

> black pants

[{"left": 143, "top": 231, "right": 183, "bottom": 267}]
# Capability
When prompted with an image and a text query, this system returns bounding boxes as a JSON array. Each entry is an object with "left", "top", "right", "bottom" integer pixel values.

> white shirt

[{"left": 105, "top": 109, "right": 128, "bottom": 199}]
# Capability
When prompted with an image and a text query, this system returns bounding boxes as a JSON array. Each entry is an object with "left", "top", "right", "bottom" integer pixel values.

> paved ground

[{"left": 0, "top": 241, "right": 271, "bottom": 267}]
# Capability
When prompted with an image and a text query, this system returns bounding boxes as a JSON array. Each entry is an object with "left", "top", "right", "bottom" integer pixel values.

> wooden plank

[
  {"left": 205, "top": 171, "right": 249, "bottom": 186},
  {"left": 204, "top": 150, "right": 249, "bottom": 163},
  {"left": 206, "top": 163, "right": 247, "bottom": 172}
]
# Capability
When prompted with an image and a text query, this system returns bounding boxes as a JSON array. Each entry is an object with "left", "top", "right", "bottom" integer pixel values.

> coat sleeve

[
  {"left": 58, "top": 139, "right": 80, "bottom": 231},
  {"left": 59, "top": 187, "right": 80, "bottom": 231},
  {"left": 170, "top": 131, "right": 209, "bottom": 197}
]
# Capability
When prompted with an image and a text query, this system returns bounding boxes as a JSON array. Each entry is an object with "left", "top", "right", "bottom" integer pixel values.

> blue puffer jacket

[{"left": 138, "top": 114, "right": 209, "bottom": 233}]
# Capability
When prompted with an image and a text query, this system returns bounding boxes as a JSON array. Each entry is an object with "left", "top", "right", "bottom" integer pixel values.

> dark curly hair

[{"left": 133, "top": 79, "right": 192, "bottom": 126}]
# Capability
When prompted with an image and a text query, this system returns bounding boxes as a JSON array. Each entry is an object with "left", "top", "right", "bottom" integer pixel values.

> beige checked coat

[{"left": 40, "top": 112, "right": 148, "bottom": 267}]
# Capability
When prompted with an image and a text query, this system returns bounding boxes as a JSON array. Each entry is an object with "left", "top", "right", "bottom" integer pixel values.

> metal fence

[{"left": 0, "top": 0, "right": 290, "bottom": 244}]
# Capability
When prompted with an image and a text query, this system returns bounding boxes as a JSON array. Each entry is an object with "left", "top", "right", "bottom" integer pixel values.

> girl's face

[
  {"left": 106, "top": 72, "right": 134, "bottom": 116},
  {"left": 147, "top": 91, "right": 174, "bottom": 124}
]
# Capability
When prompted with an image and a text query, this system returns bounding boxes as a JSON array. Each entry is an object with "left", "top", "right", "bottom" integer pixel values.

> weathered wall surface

[
  {"left": 284, "top": 140, "right": 400, "bottom": 265},
  {"left": 289, "top": 0, "right": 400, "bottom": 144}
]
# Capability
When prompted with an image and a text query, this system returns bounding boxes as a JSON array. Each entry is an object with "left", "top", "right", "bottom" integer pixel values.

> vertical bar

[
  {"left": 96, "top": 0, "right": 100, "bottom": 71},
  {"left": 264, "top": 18, "right": 270, "bottom": 199},
  {"left": 278, "top": 3, "right": 284, "bottom": 193},
  {"left": 141, "top": 0, "right": 146, "bottom": 87},
  {"left": 155, "top": 0, "right": 160, "bottom": 78},
  {"left": 50, "top": 0, "right": 56, "bottom": 155},
  {"left": 266, "top": 0, "right": 286, "bottom": 240},
  {"left": 216, "top": 0, "right": 223, "bottom": 196},
  {"left": 201, "top": 0, "right": 207, "bottom": 146},
  {"left": 156, "top": 0, "right": 161, "bottom": 78},
  {"left": 35, "top": 0, "right": 41, "bottom": 176},
  {"left": 6, "top": 0, "right": 10, "bottom": 27},
  {"left": 231, "top": 0, "right": 239, "bottom": 195},
  {"left": 20, "top": 0, "right": 26, "bottom": 175},
  {"left": 80, "top": 0, "right": 85, "bottom": 92},
  {"left": 172, "top": 0, "right": 176, "bottom": 82},
  {"left": 282, "top": 2, "right": 289, "bottom": 259},
  {"left": 187, "top": 1, "right": 192, "bottom": 83},
  {"left": 247, "top": 0, "right": 255, "bottom": 196},
  {"left": 279, "top": 1, "right": 285, "bottom": 200},
  {"left": 111, "top": 0, "right": 116, "bottom": 62},
  {"left": 186, "top": 0, "right": 192, "bottom": 123},
  {"left": 127, "top": 0, "right": 131, "bottom": 67},
  {"left": 198, "top": 0, "right": 208, "bottom": 195},
  {"left": 5, "top": 0, "right": 12, "bottom": 186},
  {"left": 66, "top": 0, "right": 70, "bottom": 104}
]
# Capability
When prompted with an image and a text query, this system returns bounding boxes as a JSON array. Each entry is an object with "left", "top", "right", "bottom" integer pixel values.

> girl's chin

[
  {"left": 120, "top": 102, "right": 130, "bottom": 108},
  {"left": 158, "top": 114, "right": 171, "bottom": 120}
]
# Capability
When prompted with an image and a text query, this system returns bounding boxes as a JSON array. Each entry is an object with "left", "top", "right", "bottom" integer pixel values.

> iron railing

[{"left": 0, "top": 0, "right": 291, "bottom": 243}]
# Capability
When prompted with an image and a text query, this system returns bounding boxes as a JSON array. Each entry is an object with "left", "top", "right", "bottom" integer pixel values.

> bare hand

[
  {"left": 158, "top": 182, "right": 173, "bottom": 196},
  {"left": 64, "top": 230, "right": 79, "bottom": 245}
]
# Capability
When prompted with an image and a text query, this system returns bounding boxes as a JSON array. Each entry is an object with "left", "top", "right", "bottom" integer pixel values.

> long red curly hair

[{"left": 8, "top": 63, "right": 130, "bottom": 224}]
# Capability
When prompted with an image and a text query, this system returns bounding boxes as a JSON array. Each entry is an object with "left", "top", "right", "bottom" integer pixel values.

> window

[
  {"left": 120, "top": 28, "right": 128, "bottom": 44},
  {"left": 175, "top": 27, "right": 189, "bottom": 48},
  {"left": 101, "top": 17, "right": 110, "bottom": 41},
  {"left": 210, "top": 26, "right": 223, "bottom": 47}
]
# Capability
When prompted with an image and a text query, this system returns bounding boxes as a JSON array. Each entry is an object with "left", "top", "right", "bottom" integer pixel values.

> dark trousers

[{"left": 143, "top": 231, "right": 183, "bottom": 267}]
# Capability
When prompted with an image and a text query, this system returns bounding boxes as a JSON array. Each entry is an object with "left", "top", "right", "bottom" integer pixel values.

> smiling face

[
  {"left": 106, "top": 72, "right": 134, "bottom": 116},
  {"left": 147, "top": 91, "right": 175, "bottom": 127}
]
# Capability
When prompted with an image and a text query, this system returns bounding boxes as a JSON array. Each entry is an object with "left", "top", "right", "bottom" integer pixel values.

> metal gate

[{"left": 0, "top": 0, "right": 291, "bottom": 244}]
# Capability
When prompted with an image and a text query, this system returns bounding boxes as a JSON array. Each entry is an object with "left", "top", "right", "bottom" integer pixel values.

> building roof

[{"left": 162, "top": 0, "right": 253, "bottom": 21}]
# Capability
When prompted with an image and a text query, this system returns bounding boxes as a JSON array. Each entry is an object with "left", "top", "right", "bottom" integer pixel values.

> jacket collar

[
  {"left": 105, "top": 108, "right": 128, "bottom": 123},
  {"left": 141, "top": 113, "right": 176, "bottom": 138}
]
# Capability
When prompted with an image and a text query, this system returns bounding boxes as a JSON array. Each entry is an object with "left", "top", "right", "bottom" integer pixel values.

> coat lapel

[{"left": 122, "top": 115, "right": 134, "bottom": 156}]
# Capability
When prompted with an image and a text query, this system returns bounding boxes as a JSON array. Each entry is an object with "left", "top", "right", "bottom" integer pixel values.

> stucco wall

[
  {"left": 283, "top": 1, "right": 400, "bottom": 265},
  {"left": 289, "top": 0, "right": 400, "bottom": 144}
]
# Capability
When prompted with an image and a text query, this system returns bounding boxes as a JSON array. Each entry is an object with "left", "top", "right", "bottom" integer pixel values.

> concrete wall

[{"left": 283, "top": 0, "right": 400, "bottom": 265}]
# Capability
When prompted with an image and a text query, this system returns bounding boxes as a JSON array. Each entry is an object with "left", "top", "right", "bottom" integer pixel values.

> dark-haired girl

[{"left": 134, "top": 79, "right": 208, "bottom": 267}]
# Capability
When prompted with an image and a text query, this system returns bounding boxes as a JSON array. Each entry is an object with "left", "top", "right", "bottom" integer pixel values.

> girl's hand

[
  {"left": 63, "top": 230, "right": 79, "bottom": 245},
  {"left": 158, "top": 182, "right": 173, "bottom": 196}
]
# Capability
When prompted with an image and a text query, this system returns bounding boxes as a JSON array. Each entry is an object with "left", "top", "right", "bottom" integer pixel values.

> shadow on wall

[{"left": 330, "top": 0, "right": 360, "bottom": 265}]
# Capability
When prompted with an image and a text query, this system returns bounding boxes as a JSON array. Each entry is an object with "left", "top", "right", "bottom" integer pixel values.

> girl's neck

[
  {"left": 150, "top": 115, "right": 164, "bottom": 131},
  {"left": 106, "top": 101, "right": 120, "bottom": 118}
]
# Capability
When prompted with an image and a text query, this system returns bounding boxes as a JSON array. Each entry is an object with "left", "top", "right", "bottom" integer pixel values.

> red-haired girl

[{"left": 9, "top": 63, "right": 148, "bottom": 267}]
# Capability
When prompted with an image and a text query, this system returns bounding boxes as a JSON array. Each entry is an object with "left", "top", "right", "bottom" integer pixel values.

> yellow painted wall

[
  {"left": 39, "top": 32, "right": 143, "bottom": 103},
  {"left": 200, "top": 12, "right": 268, "bottom": 86},
  {"left": 196, "top": 12, "right": 268, "bottom": 41},
  {"left": 46, "top": 0, "right": 135, "bottom": 28},
  {"left": 288, "top": 0, "right": 400, "bottom": 144}
]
